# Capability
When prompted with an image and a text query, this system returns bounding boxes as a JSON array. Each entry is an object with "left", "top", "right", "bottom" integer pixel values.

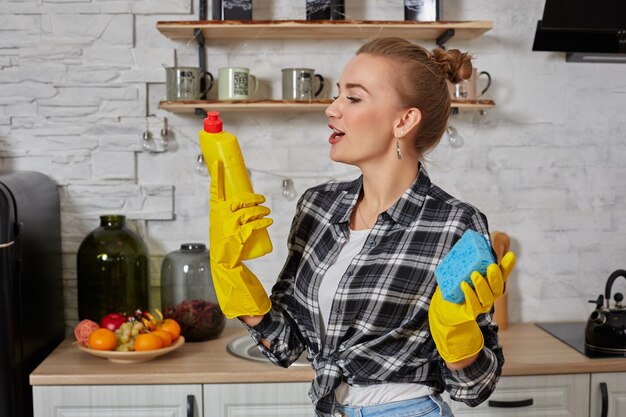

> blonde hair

[{"left": 357, "top": 37, "right": 473, "bottom": 158}]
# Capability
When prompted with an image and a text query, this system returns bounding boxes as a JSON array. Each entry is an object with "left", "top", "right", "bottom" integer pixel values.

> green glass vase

[{"left": 77, "top": 215, "right": 150, "bottom": 322}]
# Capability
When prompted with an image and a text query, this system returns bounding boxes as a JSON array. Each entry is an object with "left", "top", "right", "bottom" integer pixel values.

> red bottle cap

[{"left": 204, "top": 111, "right": 223, "bottom": 133}]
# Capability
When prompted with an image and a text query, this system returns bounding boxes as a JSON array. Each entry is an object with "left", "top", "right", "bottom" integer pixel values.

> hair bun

[{"left": 430, "top": 48, "right": 473, "bottom": 84}]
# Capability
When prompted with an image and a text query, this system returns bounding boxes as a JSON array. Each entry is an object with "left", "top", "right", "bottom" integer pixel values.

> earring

[{"left": 396, "top": 137, "right": 402, "bottom": 160}]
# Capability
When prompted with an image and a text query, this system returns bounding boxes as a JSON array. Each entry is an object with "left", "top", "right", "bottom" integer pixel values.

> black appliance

[
  {"left": 537, "top": 321, "right": 626, "bottom": 359},
  {"left": 536, "top": 322, "right": 587, "bottom": 355},
  {"left": 532, "top": 0, "right": 626, "bottom": 63},
  {"left": 585, "top": 270, "right": 626, "bottom": 357},
  {"left": 0, "top": 171, "right": 65, "bottom": 417}
]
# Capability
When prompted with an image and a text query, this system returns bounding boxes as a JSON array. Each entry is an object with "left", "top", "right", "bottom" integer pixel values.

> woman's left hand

[
  {"left": 429, "top": 252, "right": 516, "bottom": 364},
  {"left": 456, "top": 252, "right": 516, "bottom": 320}
]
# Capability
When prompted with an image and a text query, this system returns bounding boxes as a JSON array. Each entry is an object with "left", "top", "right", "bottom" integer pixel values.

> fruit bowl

[{"left": 77, "top": 336, "right": 185, "bottom": 363}]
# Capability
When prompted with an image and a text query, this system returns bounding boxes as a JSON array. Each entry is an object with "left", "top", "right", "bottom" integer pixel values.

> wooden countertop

[
  {"left": 30, "top": 324, "right": 626, "bottom": 386},
  {"left": 30, "top": 328, "right": 313, "bottom": 386}
]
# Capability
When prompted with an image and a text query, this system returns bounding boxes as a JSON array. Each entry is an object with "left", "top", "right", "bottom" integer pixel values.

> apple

[{"left": 100, "top": 313, "right": 127, "bottom": 331}]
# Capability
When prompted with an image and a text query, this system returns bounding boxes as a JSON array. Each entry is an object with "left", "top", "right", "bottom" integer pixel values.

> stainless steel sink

[{"left": 227, "top": 335, "right": 310, "bottom": 367}]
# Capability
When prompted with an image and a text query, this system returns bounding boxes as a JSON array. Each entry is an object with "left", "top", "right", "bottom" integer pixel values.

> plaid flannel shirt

[{"left": 244, "top": 166, "right": 504, "bottom": 417}]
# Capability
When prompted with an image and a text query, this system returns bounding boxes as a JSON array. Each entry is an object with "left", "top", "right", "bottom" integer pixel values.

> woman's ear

[{"left": 393, "top": 107, "right": 422, "bottom": 138}]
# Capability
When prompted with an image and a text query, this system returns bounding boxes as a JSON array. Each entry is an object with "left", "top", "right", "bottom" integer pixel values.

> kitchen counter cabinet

[
  {"left": 30, "top": 325, "right": 626, "bottom": 417},
  {"left": 444, "top": 374, "right": 590, "bottom": 417},
  {"left": 204, "top": 382, "right": 312, "bottom": 417},
  {"left": 590, "top": 373, "right": 626, "bottom": 417},
  {"left": 33, "top": 385, "right": 203, "bottom": 417},
  {"left": 32, "top": 382, "right": 314, "bottom": 417}
]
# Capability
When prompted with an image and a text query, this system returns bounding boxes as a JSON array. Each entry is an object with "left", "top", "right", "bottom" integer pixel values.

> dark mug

[
  {"left": 282, "top": 68, "right": 325, "bottom": 100},
  {"left": 165, "top": 67, "right": 214, "bottom": 100},
  {"left": 447, "top": 69, "right": 492, "bottom": 100}
]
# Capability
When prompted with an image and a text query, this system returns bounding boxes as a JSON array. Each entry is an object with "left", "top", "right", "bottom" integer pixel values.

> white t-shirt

[
  {"left": 318, "top": 227, "right": 433, "bottom": 407},
  {"left": 318, "top": 228, "right": 369, "bottom": 334}
]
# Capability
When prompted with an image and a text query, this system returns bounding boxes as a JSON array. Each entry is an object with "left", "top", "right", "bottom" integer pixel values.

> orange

[
  {"left": 151, "top": 329, "right": 173, "bottom": 348},
  {"left": 158, "top": 318, "right": 181, "bottom": 341},
  {"left": 134, "top": 333, "right": 163, "bottom": 351},
  {"left": 88, "top": 328, "right": 117, "bottom": 351}
]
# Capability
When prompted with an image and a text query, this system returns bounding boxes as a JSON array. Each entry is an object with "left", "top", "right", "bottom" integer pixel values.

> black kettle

[{"left": 585, "top": 269, "right": 626, "bottom": 357}]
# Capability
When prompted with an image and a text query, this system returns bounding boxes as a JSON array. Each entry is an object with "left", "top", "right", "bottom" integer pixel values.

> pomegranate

[{"left": 74, "top": 319, "right": 99, "bottom": 347}]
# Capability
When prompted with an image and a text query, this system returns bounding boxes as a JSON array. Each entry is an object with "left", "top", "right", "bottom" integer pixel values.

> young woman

[{"left": 208, "top": 37, "right": 515, "bottom": 417}]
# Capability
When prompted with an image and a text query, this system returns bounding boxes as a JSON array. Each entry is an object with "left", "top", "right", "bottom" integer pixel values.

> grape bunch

[{"left": 114, "top": 321, "right": 145, "bottom": 352}]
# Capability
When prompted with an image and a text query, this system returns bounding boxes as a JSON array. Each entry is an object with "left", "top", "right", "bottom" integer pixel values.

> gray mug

[
  {"left": 282, "top": 68, "right": 325, "bottom": 100},
  {"left": 165, "top": 66, "right": 213, "bottom": 100}
]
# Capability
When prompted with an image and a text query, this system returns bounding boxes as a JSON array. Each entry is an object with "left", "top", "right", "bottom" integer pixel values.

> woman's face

[{"left": 325, "top": 53, "right": 407, "bottom": 167}]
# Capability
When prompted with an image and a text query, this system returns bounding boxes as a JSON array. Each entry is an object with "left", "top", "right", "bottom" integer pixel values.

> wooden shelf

[
  {"left": 158, "top": 99, "right": 495, "bottom": 113},
  {"left": 156, "top": 20, "right": 493, "bottom": 42},
  {"left": 156, "top": 20, "right": 495, "bottom": 115},
  {"left": 453, "top": 99, "right": 496, "bottom": 110}
]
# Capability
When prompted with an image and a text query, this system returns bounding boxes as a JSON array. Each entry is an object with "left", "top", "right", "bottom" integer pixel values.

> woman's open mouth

[{"left": 328, "top": 125, "right": 345, "bottom": 144}]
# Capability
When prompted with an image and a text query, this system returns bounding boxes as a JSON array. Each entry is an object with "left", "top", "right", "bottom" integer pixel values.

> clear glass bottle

[
  {"left": 160, "top": 244, "right": 225, "bottom": 341},
  {"left": 77, "top": 215, "right": 150, "bottom": 322}
]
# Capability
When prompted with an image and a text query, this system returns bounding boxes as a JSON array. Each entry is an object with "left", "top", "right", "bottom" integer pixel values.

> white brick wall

[{"left": 1, "top": 0, "right": 626, "bottom": 332}]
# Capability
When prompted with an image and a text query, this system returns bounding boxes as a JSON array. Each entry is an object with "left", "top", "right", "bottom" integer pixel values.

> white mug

[{"left": 218, "top": 67, "right": 258, "bottom": 100}]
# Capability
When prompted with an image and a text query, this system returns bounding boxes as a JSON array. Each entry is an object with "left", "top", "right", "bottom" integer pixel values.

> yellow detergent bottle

[{"left": 199, "top": 111, "right": 273, "bottom": 260}]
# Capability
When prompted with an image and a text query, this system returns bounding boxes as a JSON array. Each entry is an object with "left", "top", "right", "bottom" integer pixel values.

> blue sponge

[{"left": 434, "top": 230, "right": 495, "bottom": 304}]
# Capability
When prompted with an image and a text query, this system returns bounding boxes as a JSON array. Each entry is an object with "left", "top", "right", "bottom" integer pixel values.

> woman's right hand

[
  {"left": 239, "top": 315, "right": 272, "bottom": 349},
  {"left": 239, "top": 315, "right": 264, "bottom": 327},
  {"left": 208, "top": 161, "right": 273, "bottom": 319},
  {"left": 209, "top": 161, "right": 273, "bottom": 268}
]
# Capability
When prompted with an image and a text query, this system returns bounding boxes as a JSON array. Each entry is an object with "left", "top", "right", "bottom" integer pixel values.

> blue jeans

[{"left": 332, "top": 394, "right": 454, "bottom": 417}]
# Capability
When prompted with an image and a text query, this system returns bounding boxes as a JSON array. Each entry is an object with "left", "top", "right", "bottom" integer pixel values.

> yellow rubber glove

[
  {"left": 209, "top": 160, "right": 273, "bottom": 319},
  {"left": 429, "top": 252, "right": 516, "bottom": 363}
]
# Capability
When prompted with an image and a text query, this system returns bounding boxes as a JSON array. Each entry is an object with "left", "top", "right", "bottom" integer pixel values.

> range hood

[{"left": 532, "top": 0, "right": 626, "bottom": 63}]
